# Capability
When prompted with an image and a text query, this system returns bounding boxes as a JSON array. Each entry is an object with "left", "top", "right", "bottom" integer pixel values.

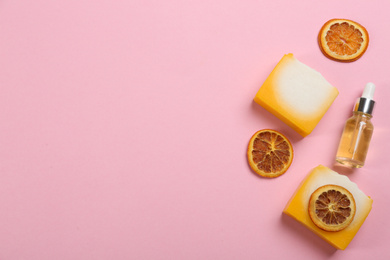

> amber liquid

[{"left": 336, "top": 112, "right": 373, "bottom": 168}]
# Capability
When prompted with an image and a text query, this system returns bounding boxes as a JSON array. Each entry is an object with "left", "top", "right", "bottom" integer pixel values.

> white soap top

[{"left": 275, "top": 56, "right": 336, "bottom": 117}]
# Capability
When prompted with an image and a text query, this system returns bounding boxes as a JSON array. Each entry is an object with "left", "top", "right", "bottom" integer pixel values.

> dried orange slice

[
  {"left": 308, "top": 185, "right": 356, "bottom": 232},
  {"left": 318, "top": 19, "right": 369, "bottom": 62},
  {"left": 247, "top": 129, "right": 293, "bottom": 178}
]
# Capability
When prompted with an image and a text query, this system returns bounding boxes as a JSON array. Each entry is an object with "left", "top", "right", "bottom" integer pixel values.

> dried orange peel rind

[
  {"left": 247, "top": 129, "right": 293, "bottom": 178},
  {"left": 318, "top": 19, "right": 369, "bottom": 62},
  {"left": 308, "top": 185, "right": 356, "bottom": 232}
]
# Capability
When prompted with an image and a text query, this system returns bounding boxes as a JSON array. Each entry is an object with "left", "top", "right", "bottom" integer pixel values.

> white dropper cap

[
  {"left": 362, "top": 82, "right": 375, "bottom": 100},
  {"left": 354, "top": 82, "right": 376, "bottom": 115}
]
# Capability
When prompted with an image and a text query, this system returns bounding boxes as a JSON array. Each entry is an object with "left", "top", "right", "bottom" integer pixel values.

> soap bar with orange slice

[
  {"left": 254, "top": 54, "right": 339, "bottom": 137},
  {"left": 283, "top": 165, "right": 373, "bottom": 250}
]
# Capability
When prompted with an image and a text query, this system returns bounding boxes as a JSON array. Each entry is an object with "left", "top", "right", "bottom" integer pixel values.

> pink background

[{"left": 1, "top": 0, "right": 389, "bottom": 259}]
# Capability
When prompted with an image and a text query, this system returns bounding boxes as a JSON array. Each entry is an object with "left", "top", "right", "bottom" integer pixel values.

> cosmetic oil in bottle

[{"left": 335, "top": 83, "right": 376, "bottom": 168}]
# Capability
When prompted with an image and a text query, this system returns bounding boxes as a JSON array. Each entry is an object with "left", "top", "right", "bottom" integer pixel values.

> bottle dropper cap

[
  {"left": 362, "top": 82, "right": 375, "bottom": 100},
  {"left": 354, "top": 82, "right": 376, "bottom": 115}
]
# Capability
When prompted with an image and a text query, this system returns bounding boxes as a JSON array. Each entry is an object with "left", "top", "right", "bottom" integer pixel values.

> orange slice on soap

[
  {"left": 318, "top": 19, "right": 369, "bottom": 62},
  {"left": 247, "top": 129, "right": 293, "bottom": 178},
  {"left": 308, "top": 185, "right": 356, "bottom": 232}
]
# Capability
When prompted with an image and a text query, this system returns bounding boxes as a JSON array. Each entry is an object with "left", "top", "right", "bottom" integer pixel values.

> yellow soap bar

[
  {"left": 283, "top": 165, "right": 373, "bottom": 250},
  {"left": 254, "top": 54, "right": 339, "bottom": 137}
]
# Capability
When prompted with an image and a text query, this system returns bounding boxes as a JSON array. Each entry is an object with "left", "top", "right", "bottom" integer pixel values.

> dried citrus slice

[
  {"left": 318, "top": 19, "right": 369, "bottom": 62},
  {"left": 308, "top": 185, "right": 356, "bottom": 232},
  {"left": 247, "top": 129, "right": 293, "bottom": 178}
]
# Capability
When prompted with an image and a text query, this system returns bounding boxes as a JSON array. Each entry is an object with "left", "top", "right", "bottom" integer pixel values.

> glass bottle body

[{"left": 336, "top": 111, "right": 374, "bottom": 168}]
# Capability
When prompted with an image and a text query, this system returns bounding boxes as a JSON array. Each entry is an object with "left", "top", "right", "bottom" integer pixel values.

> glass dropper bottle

[{"left": 335, "top": 83, "right": 376, "bottom": 168}]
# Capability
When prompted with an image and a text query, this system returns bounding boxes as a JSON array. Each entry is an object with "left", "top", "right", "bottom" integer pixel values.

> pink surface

[{"left": 1, "top": 0, "right": 389, "bottom": 259}]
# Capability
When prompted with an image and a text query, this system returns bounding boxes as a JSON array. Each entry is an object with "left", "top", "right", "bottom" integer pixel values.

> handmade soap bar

[
  {"left": 283, "top": 165, "right": 373, "bottom": 250},
  {"left": 254, "top": 54, "right": 338, "bottom": 137}
]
